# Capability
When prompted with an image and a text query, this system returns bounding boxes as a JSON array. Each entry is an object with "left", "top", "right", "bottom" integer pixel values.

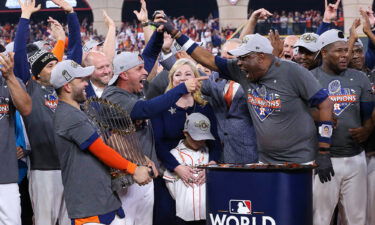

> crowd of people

[
  {"left": 254, "top": 8, "right": 344, "bottom": 35},
  {"left": 0, "top": 0, "right": 374, "bottom": 225}
]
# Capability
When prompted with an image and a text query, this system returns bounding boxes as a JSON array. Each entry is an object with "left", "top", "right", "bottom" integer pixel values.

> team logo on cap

[
  {"left": 62, "top": 70, "right": 72, "bottom": 82},
  {"left": 326, "top": 80, "right": 357, "bottom": 116},
  {"left": 71, "top": 61, "right": 79, "bottom": 68},
  {"left": 247, "top": 86, "right": 281, "bottom": 121},
  {"left": 194, "top": 120, "right": 210, "bottom": 131},
  {"left": 0, "top": 97, "right": 10, "bottom": 120},
  {"left": 301, "top": 34, "right": 317, "bottom": 43}
]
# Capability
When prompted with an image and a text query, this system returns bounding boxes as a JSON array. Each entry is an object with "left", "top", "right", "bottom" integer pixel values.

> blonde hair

[{"left": 166, "top": 58, "right": 207, "bottom": 106}]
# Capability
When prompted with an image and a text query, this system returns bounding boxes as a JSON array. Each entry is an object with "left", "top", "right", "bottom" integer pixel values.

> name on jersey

[
  {"left": 247, "top": 86, "right": 281, "bottom": 122},
  {"left": 326, "top": 80, "right": 358, "bottom": 116}
]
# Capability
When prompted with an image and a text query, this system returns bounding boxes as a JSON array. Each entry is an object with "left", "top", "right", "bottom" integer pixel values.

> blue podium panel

[{"left": 206, "top": 167, "right": 313, "bottom": 225}]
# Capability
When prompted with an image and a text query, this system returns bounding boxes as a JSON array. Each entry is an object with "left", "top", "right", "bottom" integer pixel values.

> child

[{"left": 163, "top": 113, "right": 215, "bottom": 225}]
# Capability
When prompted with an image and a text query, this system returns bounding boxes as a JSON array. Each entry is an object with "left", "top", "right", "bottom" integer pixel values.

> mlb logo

[{"left": 229, "top": 200, "right": 252, "bottom": 215}]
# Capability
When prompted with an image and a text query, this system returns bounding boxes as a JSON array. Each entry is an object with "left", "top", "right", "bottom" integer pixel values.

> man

[
  {"left": 101, "top": 52, "right": 204, "bottom": 225},
  {"left": 51, "top": 60, "right": 152, "bottom": 225},
  {"left": 13, "top": 0, "right": 82, "bottom": 224},
  {"left": 0, "top": 53, "right": 32, "bottom": 225},
  {"left": 281, "top": 35, "right": 298, "bottom": 60},
  {"left": 311, "top": 29, "right": 373, "bottom": 225},
  {"left": 293, "top": 33, "right": 320, "bottom": 70},
  {"left": 83, "top": 51, "right": 113, "bottom": 97},
  {"left": 163, "top": 25, "right": 334, "bottom": 173}
]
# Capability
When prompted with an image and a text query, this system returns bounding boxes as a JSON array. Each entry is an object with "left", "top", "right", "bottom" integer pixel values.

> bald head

[
  {"left": 282, "top": 35, "right": 299, "bottom": 60},
  {"left": 83, "top": 51, "right": 113, "bottom": 88}
]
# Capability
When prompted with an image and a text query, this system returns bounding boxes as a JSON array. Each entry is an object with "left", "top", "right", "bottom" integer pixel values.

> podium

[{"left": 203, "top": 164, "right": 315, "bottom": 225}]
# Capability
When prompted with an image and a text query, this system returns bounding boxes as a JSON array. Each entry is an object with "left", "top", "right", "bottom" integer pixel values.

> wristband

[
  {"left": 175, "top": 34, "right": 199, "bottom": 54},
  {"left": 318, "top": 121, "right": 333, "bottom": 144}
]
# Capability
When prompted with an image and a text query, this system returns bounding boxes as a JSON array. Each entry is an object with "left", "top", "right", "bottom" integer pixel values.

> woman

[{"left": 152, "top": 58, "right": 221, "bottom": 225}]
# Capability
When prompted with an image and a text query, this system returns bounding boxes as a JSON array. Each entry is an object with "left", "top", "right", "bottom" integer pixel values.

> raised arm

[
  {"left": 14, "top": 0, "right": 41, "bottom": 83},
  {"left": 51, "top": 0, "right": 82, "bottom": 63},
  {"left": 317, "top": 0, "right": 340, "bottom": 35},
  {"left": 141, "top": 30, "right": 164, "bottom": 73},
  {"left": 239, "top": 8, "right": 272, "bottom": 40},
  {"left": 361, "top": 7, "right": 375, "bottom": 70},
  {"left": 347, "top": 18, "right": 361, "bottom": 63},
  {"left": 48, "top": 17, "right": 66, "bottom": 62},
  {"left": 1, "top": 53, "right": 32, "bottom": 116},
  {"left": 102, "top": 10, "right": 116, "bottom": 62},
  {"left": 134, "top": 0, "right": 154, "bottom": 44}
]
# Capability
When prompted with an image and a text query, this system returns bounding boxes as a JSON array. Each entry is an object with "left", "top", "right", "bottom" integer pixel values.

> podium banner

[{"left": 205, "top": 164, "right": 314, "bottom": 225}]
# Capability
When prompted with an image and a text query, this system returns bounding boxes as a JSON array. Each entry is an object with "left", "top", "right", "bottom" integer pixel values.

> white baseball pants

[
  {"left": 29, "top": 170, "right": 70, "bottom": 225},
  {"left": 0, "top": 183, "right": 21, "bottom": 225},
  {"left": 366, "top": 154, "right": 375, "bottom": 225},
  {"left": 313, "top": 151, "right": 367, "bottom": 225},
  {"left": 118, "top": 181, "right": 154, "bottom": 225}
]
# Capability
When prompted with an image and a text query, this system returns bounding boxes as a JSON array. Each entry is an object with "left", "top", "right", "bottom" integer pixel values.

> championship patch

[
  {"left": 326, "top": 80, "right": 357, "bottom": 116},
  {"left": 0, "top": 97, "right": 10, "bottom": 120},
  {"left": 247, "top": 86, "right": 281, "bottom": 121},
  {"left": 44, "top": 92, "right": 58, "bottom": 112}
]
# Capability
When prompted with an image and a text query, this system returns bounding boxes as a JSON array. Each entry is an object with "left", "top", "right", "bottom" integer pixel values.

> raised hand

[
  {"left": 360, "top": 7, "right": 374, "bottom": 35},
  {"left": 323, "top": 0, "right": 341, "bottom": 23},
  {"left": 0, "top": 53, "right": 15, "bottom": 80},
  {"left": 51, "top": 0, "right": 73, "bottom": 13},
  {"left": 18, "top": 0, "right": 41, "bottom": 19},
  {"left": 349, "top": 18, "right": 361, "bottom": 40},
  {"left": 250, "top": 8, "right": 272, "bottom": 21},
  {"left": 133, "top": 0, "right": 149, "bottom": 23},
  {"left": 48, "top": 17, "right": 66, "bottom": 41},
  {"left": 103, "top": 10, "right": 115, "bottom": 28},
  {"left": 268, "top": 29, "right": 283, "bottom": 57}
]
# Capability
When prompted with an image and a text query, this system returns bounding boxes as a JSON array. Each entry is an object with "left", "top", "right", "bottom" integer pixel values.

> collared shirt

[{"left": 90, "top": 81, "right": 105, "bottom": 98}]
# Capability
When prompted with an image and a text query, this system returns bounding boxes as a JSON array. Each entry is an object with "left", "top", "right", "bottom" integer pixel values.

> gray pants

[{"left": 313, "top": 151, "right": 367, "bottom": 225}]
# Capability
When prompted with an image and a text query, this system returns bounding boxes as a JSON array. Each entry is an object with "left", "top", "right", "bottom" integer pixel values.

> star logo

[{"left": 168, "top": 107, "right": 176, "bottom": 115}]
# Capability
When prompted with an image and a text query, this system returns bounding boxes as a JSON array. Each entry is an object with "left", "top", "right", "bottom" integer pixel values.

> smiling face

[
  {"left": 70, "top": 78, "right": 89, "bottom": 104},
  {"left": 172, "top": 64, "right": 195, "bottom": 87},
  {"left": 294, "top": 47, "right": 318, "bottom": 70},
  {"left": 349, "top": 45, "right": 364, "bottom": 71},
  {"left": 90, "top": 53, "right": 113, "bottom": 87}
]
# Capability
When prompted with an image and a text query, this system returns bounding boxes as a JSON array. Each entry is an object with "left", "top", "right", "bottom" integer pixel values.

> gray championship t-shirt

[
  {"left": 54, "top": 101, "right": 121, "bottom": 219},
  {"left": 0, "top": 77, "right": 19, "bottom": 184},
  {"left": 101, "top": 86, "right": 158, "bottom": 165},
  {"left": 23, "top": 80, "right": 60, "bottom": 170},
  {"left": 312, "top": 67, "right": 373, "bottom": 157},
  {"left": 226, "top": 58, "right": 322, "bottom": 163}
]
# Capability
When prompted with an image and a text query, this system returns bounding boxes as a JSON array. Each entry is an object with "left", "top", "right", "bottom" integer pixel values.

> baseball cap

[
  {"left": 83, "top": 39, "right": 104, "bottom": 53},
  {"left": 228, "top": 34, "right": 273, "bottom": 57},
  {"left": 50, "top": 60, "right": 95, "bottom": 89},
  {"left": 184, "top": 113, "right": 215, "bottom": 141},
  {"left": 108, "top": 52, "right": 144, "bottom": 86},
  {"left": 317, "top": 29, "right": 347, "bottom": 50},
  {"left": 294, "top": 33, "right": 320, "bottom": 53},
  {"left": 354, "top": 38, "right": 364, "bottom": 48}
]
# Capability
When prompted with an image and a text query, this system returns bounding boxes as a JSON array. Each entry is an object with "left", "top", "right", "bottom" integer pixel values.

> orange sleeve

[
  {"left": 52, "top": 40, "right": 65, "bottom": 62},
  {"left": 88, "top": 138, "right": 137, "bottom": 174}
]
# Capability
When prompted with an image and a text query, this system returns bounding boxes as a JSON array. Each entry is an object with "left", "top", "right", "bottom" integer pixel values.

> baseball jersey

[
  {"left": 224, "top": 58, "right": 323, "bottom": 163},
  {"left": 53, "top": 101, "right": 121, "bottom": 219},
  {"left": 163, "top": 140, "right": 208, "bottom": 221},
  {"left": 311, "top": 67, "right": 373, "bottom": 157},
  {"left": 23, "top": 80, "right": 60, "bottom": 170},
  {"left": 0, "top": 77, "right": 20, "bottom": 184}
]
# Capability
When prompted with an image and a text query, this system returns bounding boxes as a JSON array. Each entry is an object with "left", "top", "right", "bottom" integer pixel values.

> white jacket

[{"left": 163, "top": 140, "right": 208, "bottom": 221}]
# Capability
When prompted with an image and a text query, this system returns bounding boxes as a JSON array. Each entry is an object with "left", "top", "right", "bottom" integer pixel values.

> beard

[{"left": 72, "top": 88, "right": 86, "bottom": 104}]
